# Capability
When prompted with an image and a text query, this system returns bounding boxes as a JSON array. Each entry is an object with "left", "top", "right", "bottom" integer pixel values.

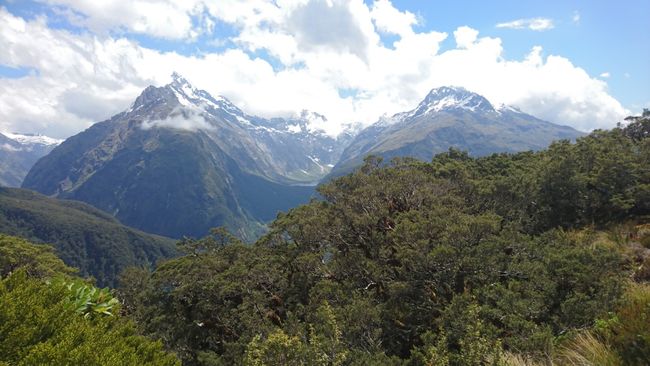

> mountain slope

[
  {"left": 0, "top": 187, "right": 177, "bottom": 286},
  {"left": 0, "top": 132, "right": 62, "bottom": 187},
  {"left": 22, "top": 74, "right": 335, "bottom": 240},
  {"left": 330, "top": 86, "right": 584, "bottom": 177}
]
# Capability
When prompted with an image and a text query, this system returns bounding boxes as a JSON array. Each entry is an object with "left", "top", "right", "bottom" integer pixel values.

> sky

[{"left": 0, "top": 0, "right": 648, "bottom": 138}]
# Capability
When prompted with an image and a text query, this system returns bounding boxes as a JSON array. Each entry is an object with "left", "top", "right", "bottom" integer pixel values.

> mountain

[
  {"left": 330, "top": 86, "right": 584, "bottom": 177},
  {"left": 0, "top": 187, "right": 176, "bottom": 286},
  {"left": 0, "top": 132, "right": 62, "bottom": 187},
  {"left": 22, "top": 73, "right": 351, "bottom": 240}
]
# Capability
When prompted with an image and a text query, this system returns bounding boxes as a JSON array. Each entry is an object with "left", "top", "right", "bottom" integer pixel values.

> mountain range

[
  {"left": 0, "top": 132, "right": 62, "bottom": 187},
  {"left": 20, "top": 76, "right": 583, "bottom": 240},
  {"left": 330, "top": 86, "right": 584, "bottom": 177}
]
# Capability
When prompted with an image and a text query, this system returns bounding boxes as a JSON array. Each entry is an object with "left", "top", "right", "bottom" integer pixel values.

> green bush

[{"left": 0, "top": 271, "right": 179, "bottom": 365}]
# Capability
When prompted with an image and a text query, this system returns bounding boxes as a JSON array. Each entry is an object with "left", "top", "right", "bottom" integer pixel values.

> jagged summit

[
  {"left": 126, "top": 72, "right": 243, "bottom": 119},
  {"left": 166, "top": 72, "right": 243, "bottom": 114},
  {"left": 170, "top": 71, "right": 191, "bottom": 87}
]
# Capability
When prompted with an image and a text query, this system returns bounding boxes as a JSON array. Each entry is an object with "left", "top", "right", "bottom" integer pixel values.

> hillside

[{"left": 0, "top": 187, "right": 177, "bottom": 286}]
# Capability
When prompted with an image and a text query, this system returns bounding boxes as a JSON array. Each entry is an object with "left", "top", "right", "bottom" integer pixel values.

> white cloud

[
  {"left": 1, "top": 143, "right": 20, "bottom": 152},
  {"left": 40, "top": 0, "right": 207, "bottom": 39},
  {"left": 600, "top": 72, "right": 610, "bottom": 78},
  {"left": 370, "top": 0, "right": 418, "bottom": 37},
  {"left": 140, "top": 107, "right": 214, "bottom": 131},
  {"left": 496, "top": 17, "right": 555, "bottom": 31},
  {"left": 0, "top": 2, "right": 628, "bottom": 139},
  {"left": 453, "top": 26, "right": 479, "bottom": 49},
  {"left": 572, "top": 11, "right": 581, "bottom": 24}
]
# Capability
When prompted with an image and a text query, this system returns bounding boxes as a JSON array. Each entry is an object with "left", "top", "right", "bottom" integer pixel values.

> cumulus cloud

[
  {"left": 287, "top": 0, "right": 373, "bottom": 60},
  {"left": 370, "top": 0, "right": 418, "bottom": 37},
  {"left": 600, "top": 72, "right": 610, "bottom": 78},
  {"left": 40, "top": 0, "right": 208, "bottom": 39},
  {"left": 0, "top": 2, "right": 629, "bottom": 138},
  {"left": 496, "top": 17, "right": 554, "bottom": 31},
  {"left": 454, "top": 26, "right": 479, "bottom": 49}
]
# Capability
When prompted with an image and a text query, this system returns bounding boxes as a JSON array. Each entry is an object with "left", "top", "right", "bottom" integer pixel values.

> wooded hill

[{"left": 0, "top": 188, "right": 177, "bottom": 286}]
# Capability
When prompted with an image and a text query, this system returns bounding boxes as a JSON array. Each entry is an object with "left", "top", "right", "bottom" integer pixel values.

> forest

[{"left": 1, "top": 111, "right": 649, "bottom": 365}]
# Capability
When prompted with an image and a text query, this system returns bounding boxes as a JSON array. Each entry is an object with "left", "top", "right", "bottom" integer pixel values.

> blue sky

[
  {"left": 0, "top": 0, "right": 647, "bottom": 137},
  {"left": 389, "top": 0, "right": 650, "bottom": 111}
]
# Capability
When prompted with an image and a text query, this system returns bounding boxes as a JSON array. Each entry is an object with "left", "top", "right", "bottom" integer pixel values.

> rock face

[
  {"left": 22, "top": 74, "right": 353, "bottom": 240},
  {"left": 0, "top": 132, "right": 62, "bottom": 187},
  {"left": 329, "top": 86, "right": 585, "bottom": 177}
]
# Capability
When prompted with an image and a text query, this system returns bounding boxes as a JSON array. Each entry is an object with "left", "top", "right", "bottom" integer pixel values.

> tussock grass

[{"left": 557, "top": 332, "right": 622, "bottom": 366}]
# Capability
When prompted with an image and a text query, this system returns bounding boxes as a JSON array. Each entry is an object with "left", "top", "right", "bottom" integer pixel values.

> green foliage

[
  {"left": 410, "top": 296, "right": 505, "bottom": 366},
  {"left": 0, "top": 271, "right": 179, "bottom": 365},
  {"left": 120, "top": 117, "right": 649, "bottom": 364},
  {"left": 596, "top": 283, "right": 650, "bottom": 365},
  {"left": 0, "top": 234, "right": 75, "bottom": 278},
  {"left": 120, "top": 235, "right": 289, "bottom": 364},
  {"left": 59, "top": 279, "right": 120, "bottom": 319},
  {"left": 244, "top": 302, "right": 348, "bottom": 366}
]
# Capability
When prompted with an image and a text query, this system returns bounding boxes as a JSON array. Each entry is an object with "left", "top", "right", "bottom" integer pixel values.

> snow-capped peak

[
  {"left": 411, "top": 86, "right": 495, "bottom": 117},
  {"left": 4, "top": 132, "right": 63, "bottom": 146},
  {"left": 165, "top": 72, "right": 244, "bottom": 117},
  {"left": 168, "top": 72, "right": 201, "bottom": 107}
]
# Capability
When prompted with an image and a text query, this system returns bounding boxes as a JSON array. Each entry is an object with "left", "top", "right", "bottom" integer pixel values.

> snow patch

[
  {"left": 286, "top": 124, "right": 302, "bottom": 133},
  {"left": 307, "top": 155, "right": 326, "bottom": 173},
  {"left": 171, "top": 88, "right": 193, "bottom": 107}
]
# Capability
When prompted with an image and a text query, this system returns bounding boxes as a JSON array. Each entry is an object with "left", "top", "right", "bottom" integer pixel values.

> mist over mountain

[
  {"left": 330, "top": 86, "right": 584, "bottom": 178},
  {"left": 0, "top": 132, "right": 62, "bottom": 187}
]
